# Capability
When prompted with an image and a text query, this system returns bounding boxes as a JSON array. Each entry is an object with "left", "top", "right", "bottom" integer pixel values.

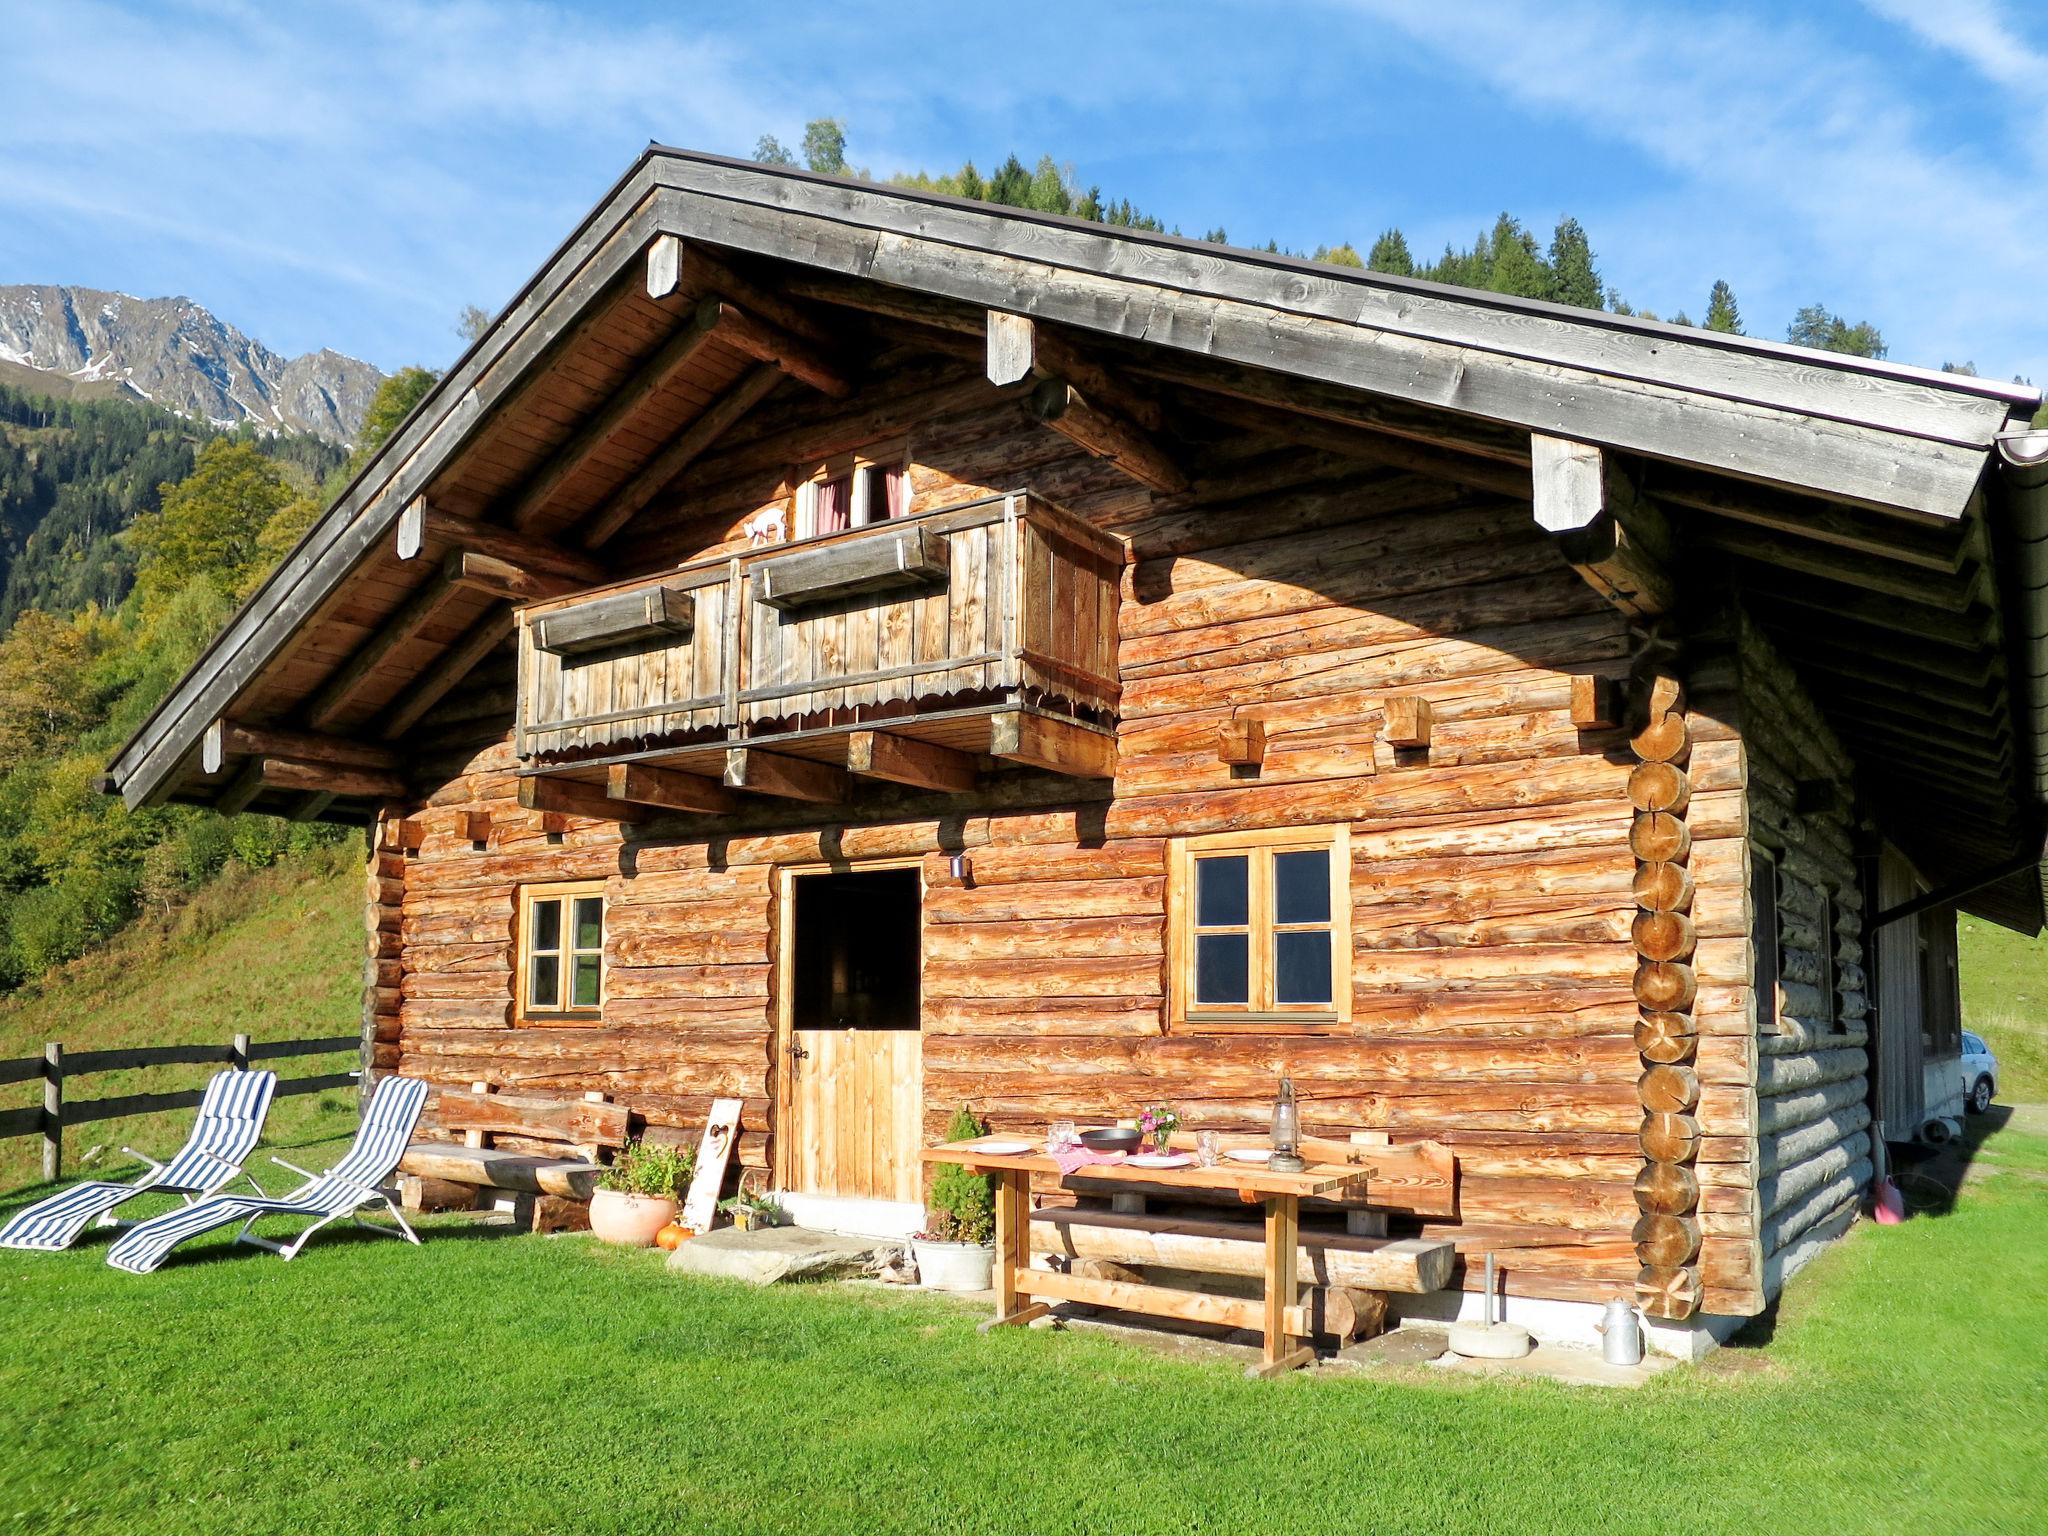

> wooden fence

[{"left": 0, "top": 1033, "right": 358, "bottom": 1181}]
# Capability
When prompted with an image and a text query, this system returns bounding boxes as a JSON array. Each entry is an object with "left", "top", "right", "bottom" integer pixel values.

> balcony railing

[{"left": 514, "top": 492, "right": 1123, "bottom": 772}]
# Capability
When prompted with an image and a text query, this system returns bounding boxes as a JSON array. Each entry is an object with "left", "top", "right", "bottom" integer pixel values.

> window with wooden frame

[
  {"left": 792, "top": 439, "right": 911, "bottom": 538},
  {"left": 1168, "top": 827, "right": 1351, "bottom": 1032},
  {"left": 518, "top": 881, "right": 606, "bottom": 1021}
]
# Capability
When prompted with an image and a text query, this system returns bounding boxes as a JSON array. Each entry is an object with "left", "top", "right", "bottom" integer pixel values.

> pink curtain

[
  {"left": 881, "top": 465, "right": 909, "bottom": 519},
  {"left": 815, "top": 474, "right": 850, "bottom": 533}
]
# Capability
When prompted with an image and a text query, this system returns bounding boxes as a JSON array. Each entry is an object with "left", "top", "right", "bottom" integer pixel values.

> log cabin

[{"left": 102, "top": 149, "right": 2048, "bottom": 1355}]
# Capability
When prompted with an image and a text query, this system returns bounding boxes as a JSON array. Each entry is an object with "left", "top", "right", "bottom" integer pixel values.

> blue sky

[{"left": 1, "top": 0, "right": 2042, "bottom": 383}]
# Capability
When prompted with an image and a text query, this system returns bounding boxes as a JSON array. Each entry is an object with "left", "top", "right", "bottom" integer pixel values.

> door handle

[{"left": 789, "top": 1042, "right": 809, "bottom": 1061}]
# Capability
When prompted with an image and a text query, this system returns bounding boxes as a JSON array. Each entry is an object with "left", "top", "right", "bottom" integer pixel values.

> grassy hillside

[
  {"left": 0, "top": 843, "right": 361, "bottom": 1190},
  {"left": 1959, "top": 914, "right": 2048, "bottom": 1102}
]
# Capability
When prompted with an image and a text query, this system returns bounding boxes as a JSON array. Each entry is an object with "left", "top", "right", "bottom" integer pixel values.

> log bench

[{"left": 398, "top": 1084, "right": 630, "bottom": 1231}]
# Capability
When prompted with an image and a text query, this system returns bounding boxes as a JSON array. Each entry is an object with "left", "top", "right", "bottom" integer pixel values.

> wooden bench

[{"left": 398, "top": 1084, "right": 630, "bottom": 1230}]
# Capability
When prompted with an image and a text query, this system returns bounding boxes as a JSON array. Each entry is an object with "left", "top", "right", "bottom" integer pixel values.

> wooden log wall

[
  {"left": 1735, "top": 612, "right": 1872, "bottom": 1292},
  {"left": 386, "top": 355, "right": 1770, "bottom": 1313}
]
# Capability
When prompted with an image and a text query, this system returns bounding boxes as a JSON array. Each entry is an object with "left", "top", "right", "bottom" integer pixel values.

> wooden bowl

[{"left": 1080, "top": 1127, "right": 1141, "bottom": 1154}]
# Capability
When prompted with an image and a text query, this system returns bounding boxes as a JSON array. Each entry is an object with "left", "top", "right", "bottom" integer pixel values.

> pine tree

[
  {"left": 1366, "top": 229, "right": 1414, "bottom": 277},
  {"left": 1547, "top": 218, "right": 1602, "bottom": 310},
  {"left": 1703, "top": 280, "right": 1743, "bottom": 334},
  {"left": 986, "top": 154, "right": 1032, "bottom": 207},
  {"left": 1787, "top": 304, "right": 1886, "bottom": 359},
  {"left": 956, "top": 161, "right": 984, "bottom": 201},
  {"left": 1487, "top": 214, "right": 1552, "bottom": 301}
]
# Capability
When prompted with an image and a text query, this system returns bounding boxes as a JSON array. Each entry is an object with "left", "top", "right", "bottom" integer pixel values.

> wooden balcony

[{"left": 513, "top": 492, "right": 1122, "bottom": 809}]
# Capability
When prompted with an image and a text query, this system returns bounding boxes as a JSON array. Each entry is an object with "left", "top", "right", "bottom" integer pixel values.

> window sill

[
  {"left": 515, "top": 1011, "right": 603, "bottom": 1028},
  {"left": 1173, "top": 1016, "right": 1345, "bottom": 1037}
]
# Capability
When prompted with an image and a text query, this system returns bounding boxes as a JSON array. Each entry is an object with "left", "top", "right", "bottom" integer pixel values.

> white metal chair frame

[
  {"left": 96, "top": 1144, "right": 269, "bottom": 1229},
  {"left": 232, "top": 1153, "right": 420, "bottom": 1259}
]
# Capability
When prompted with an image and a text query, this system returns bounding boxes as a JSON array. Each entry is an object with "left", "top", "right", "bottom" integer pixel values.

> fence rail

[{"left": 0, "top": 1033, "right": 359, "bottom": 1180}]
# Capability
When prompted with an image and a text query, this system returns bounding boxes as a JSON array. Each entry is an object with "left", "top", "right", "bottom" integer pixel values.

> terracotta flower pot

[{"left": 589, "top": 1189, "right": 680, "bottom": 1247}]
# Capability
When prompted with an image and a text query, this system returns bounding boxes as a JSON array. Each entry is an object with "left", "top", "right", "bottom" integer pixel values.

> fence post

[
  {"left": 41, "top": 1041, "right": 62, "bottom": 1182},
  {"left": 231, "top": 1033, "right": 251, "bottom": 1073}
]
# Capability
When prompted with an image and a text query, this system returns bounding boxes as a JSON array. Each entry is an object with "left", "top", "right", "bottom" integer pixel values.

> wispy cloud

[{"left": 1329, "top": 0, "right": 2045, "bottom": 378}]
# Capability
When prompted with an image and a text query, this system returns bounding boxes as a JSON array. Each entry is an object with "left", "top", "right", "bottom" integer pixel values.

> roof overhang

[{"left": 103, "top": 147, "right": 2048, "bottom": 921}]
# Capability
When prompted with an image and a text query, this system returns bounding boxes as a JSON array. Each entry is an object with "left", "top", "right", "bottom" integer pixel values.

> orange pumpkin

[{"left": 655, "top": 1223, "right": 687, "bottom": 1251}]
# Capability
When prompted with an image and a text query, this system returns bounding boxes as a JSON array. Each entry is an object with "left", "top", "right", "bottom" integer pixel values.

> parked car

[{"left": 1961, "top": 1031, "right": 2000, "bottom": 1115}]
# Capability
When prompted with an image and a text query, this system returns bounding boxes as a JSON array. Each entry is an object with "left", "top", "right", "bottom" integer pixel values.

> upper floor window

[
  {"left": 1168, "top": 826, "right": 1350, "bottom": 1033},
  {"left": 519, "top": 880, "right": 605, "bottom": 1021},
  {"left": 794, "top": 441, "right": 910, "bottom": 538}
]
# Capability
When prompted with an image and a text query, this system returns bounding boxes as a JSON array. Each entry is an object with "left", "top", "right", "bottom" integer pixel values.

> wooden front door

[{"left": 780, "top": 866, "right": 923, "bottom": 1203}]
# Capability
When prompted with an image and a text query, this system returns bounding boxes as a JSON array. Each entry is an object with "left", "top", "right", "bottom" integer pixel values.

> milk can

[{"left": 1596, "top": 1297, "right": 1644, "bottom": 1366}]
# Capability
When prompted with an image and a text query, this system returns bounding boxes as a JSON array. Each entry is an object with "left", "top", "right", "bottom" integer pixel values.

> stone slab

[
  {"left": 1339, "top": 1325, "right": 1449, "bottom": 1368},
  {"left": 665, "top": 1225, "right": 891, "bottom": 1285}
]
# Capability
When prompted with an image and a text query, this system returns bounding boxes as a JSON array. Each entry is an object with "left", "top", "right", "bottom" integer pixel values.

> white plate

[
  {"left": 1127, "top": 1152, "right": 1194, "bottom": 1169},
  {"left": 975, "top": 1138, "right": 1034, "bottom": 1156},
  {"left": 1224, "top": 1148, "right": 1273, "bottom": 1164}
]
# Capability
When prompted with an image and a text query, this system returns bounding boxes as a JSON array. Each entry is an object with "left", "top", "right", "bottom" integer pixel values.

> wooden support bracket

[
  {"left": 1027, "top": 377, "right": 1188, "bottom": 494},
  {"left": 1532, "top": 435, "right": 1675, "bottom": 619},
  {"left": 446, "top": 550, "right": 579, "bottom": 604},
  {"left": 258, "top": 756, "right": 407, "bottom": 802},
  {"left": 458, "top": 810, "right": 493, "bottom": 845},
  {"left": 607, "top": 762, "right": 737, "bottom": 815},
  {"left": 204, "top": 719, "right": 399, "bottom": 776},
  {"left": 847, "top": 730, "right": 979, "bottom": 794},
  {"left": 377, "top": 813, "right": 426, "bottom": 852},
  {"left": 710, "top": 299, "right": 854, "bottom": 399},
  {"left": 518, "top": 775, "right": 649, "bottom": 823},
  {"left": 724, "top": 748, "right": 850, "bottom": 804},
  {"left": 989, "top": 711, "right": 1116, "bottom": 779},
  {"left": 396, "top": 497, "right": 607, "bottom": 584},
  {"left": 1381, "top": 696, "right": 1433, "bottom": 749},
  {"left": 1217, "top": 715, "right": 1268, "bottom": 768},
  {"left": 986, "top": 311, "right": 1167, "bottom": 432}
]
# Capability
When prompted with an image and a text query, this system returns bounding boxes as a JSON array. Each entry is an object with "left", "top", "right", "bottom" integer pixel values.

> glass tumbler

[{"left": 1196, "top": 1131, "right": 1222, "bottom": 1167}]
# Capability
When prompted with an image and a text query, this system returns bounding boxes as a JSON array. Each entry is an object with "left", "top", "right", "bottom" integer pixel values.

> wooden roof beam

[
  {"left": 646, "top": 235, "right": 838, "bottom": 346},
  {"left": 203, "top": 720, "right": 399, "bottom": 776},
  {"left": 1646, "top": 464, "right": 1975, "bottom": 572},
  {"left": 257, "top": 755, "right": 408, "bottom": 802},
  {"left": 710, "top": 300, "right": 852, "bottom": 398},
  {"left": 724, "top": 748, "right": 849, "bottom": 804},
  {"left": 1693, "top": 521, "right": 1990, "bottom": 611},
  {"left": 606, "top": 762, "right": 735, "bottom": 815},
  {"left": 519, "top": 773, "right": 649, "bottom": 823},
  {"left": 847, "top": 730, "right": 978, "bottom": 794},
  {"left": 990, "top": 711, "right": 1115, "bottom": 779},
  {"left": 396, "top": 498, "right": 607, "bottom": 584},
  {"left": 446, "top": 550, "right": 578, "bottom": 605},
  {"left": 1027, "top": 377, "right": 1188, "bottom": 495},
  {"left": 987, "top": 312, "right": 1166, "bottom": 433},
  {"left": 580, "top": 364, "right": 784, "bottom": 550},
  {"left": 1532, "top": 435, "right": 1675, "bottom": 619},
  {"left": 380, "top": 606, "right": 514, "bottom": 741},
  {"left": 305, "top": 565, "right": 469, "bottom": 732},
  {"left": 501, "top": 295, "right": 739, "bottom": 533}
]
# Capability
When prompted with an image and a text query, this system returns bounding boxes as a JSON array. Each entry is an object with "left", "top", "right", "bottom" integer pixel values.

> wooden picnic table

[{"left": 921, "top": 1137, "right": 1377, "bottom": 1377}]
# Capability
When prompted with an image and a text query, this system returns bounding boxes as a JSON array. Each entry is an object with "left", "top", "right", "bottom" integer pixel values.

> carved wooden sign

[{"left": 680, "top": 1098, "right": 743, "bottom": 1234}]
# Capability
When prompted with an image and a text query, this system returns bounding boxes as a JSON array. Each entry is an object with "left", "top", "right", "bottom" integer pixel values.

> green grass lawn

[{"left": 2, "top": 1118, "right": 2043, "bottom": 1536}]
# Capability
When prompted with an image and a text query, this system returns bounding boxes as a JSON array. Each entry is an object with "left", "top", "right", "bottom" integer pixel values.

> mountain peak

[{"left": 0, "top": 284, "right": 382, "bottom": 444}]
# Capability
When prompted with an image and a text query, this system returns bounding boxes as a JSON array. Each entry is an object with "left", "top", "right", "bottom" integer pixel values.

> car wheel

[{"left": 1968, "top": 1076, "right": 1994, "bottom": 1115}]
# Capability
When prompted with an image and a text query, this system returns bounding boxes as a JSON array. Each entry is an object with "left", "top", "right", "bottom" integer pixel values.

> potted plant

[
  {"left": 913, "top": 1106, "right": 997, "bottom": 1291},
  {"left": 590, "top": 1139, "right": 692, "bottom": 1247},
  {"left": 717, "top": 1180, "right": 787, "bottom": 1232}
]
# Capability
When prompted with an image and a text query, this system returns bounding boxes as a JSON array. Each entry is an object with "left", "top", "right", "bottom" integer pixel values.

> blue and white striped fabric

[
  {"left": 0, "top": 1069, "right": 276, "bottom": 1253},
  {"left": 105, "top": 1075, "right": 429, "bottom": 1275}
]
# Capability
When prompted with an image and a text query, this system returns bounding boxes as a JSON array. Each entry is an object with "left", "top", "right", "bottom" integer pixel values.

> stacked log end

[
  {"left": 1628, "top": 663, "right": 1702, "bottom": 1321},
  {"left": 362, "top": 818, "right": 408, "bottom": 1087}
]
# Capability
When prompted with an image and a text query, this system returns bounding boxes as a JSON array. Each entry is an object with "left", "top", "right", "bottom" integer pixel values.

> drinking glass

[
  {"left": 1196, "top": 1130, "right": 1221, "bottom": 1167},
  {"left": 1048, "top": 1121, "right": 1079, "bottom": 1153}
]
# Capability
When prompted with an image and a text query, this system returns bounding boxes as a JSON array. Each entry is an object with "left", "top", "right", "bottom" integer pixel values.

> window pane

[
  {"left": 1275, "top": 931, "right": 1333, "bottom": 1005},
  {"left": 571, "top": 954, "right": 601, "bottom": 1009},
  {"left": 1195, "top": 855, "right": 1249, "bottom": 927},
  {"left": 1274, "top": 850, "right": 1331, "bottom": 925},
  {"left": 531, "top": 897, "right": 561, "bottom": 952},
  {"left": 1195, "top": 933, "right": 1249, "bottom": 1004},
  {"left": 573, "top": 896, "right": 603, "bottom": 952},
  {"left": 529, "top": 954, "right": 560, "bottom": 1010}
]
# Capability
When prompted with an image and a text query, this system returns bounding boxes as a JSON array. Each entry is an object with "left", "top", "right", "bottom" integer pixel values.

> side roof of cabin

[{"left": 101, "top": 146, "right": 2048, "bottom": 930}]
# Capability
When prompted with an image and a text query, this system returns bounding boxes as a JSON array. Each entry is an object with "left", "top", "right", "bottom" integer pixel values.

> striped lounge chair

[
  {"left": 0, "top": 1068, "right": 277, "bottom": 1253},
  {"left": 105, "top": 1075, "right": 430, "bottom": 1275}
]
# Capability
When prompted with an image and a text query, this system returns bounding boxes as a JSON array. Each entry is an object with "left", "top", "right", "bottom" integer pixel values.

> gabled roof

[{"left": 104, "top": 147, "right": 2047, "bottom": 923}]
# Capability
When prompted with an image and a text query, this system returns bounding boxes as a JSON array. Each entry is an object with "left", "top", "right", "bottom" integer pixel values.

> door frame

[{"left": 772, "top": 855, "right": 927, "bottom": 1194}]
